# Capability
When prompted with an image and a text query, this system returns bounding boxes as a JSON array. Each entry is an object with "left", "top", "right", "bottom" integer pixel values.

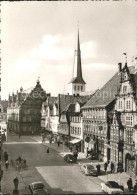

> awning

[{"left": 68, "top": 139, "right": 81, "bottom": 144}]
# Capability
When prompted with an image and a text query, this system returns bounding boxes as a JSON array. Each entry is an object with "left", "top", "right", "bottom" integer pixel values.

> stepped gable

[{"left": 82, "top": 65, "right": 137, "bottom": 109}]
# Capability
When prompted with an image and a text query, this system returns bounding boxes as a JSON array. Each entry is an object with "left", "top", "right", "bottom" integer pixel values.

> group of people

[
  {"left": 127, "top": 177, "right": 137, "bottom": 193},
  {"left": 16, "top": 156, "right": 27, "bottom": 171}
]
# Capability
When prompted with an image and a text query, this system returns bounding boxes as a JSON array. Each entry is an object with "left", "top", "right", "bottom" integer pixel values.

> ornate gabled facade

[
  {"left": 7, "top": 80, "right": 47, "bottom": 135},
  {"left": 110, "top": 62, "right": 137, "bottom": 175},
  {"left": 68, "top": 30, "right": 86, "bottom": 95}
]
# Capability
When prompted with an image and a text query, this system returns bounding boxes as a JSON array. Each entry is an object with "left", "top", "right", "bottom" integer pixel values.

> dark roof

[
  {"left": 130, "top": 74, "right": 137, "bottom": 93},
  {"left": 69, "top": 77, "right": 86, "bottom": 84},
  {"left": 58, "top": 94, "right": 90, "bottom": 114},
  {"left": 82, "top": 65, "right": 137, "bottom": 109}
]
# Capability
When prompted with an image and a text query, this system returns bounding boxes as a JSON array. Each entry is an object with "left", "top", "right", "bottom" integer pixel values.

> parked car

[
  {"left": 101, "top": 181, "right": 124, "bottom": 194},
  {"left": 64, "top": 154, "right": 76, "bottom": 163},
  {"left": 28, "top": 182, "right": 48, "bottom": 194},
  {"left": 80, "top": 164, "right": 97, "bottom": 176}
]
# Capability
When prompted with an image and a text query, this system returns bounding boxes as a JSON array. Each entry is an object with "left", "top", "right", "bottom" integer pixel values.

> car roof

[{"left": 31, "top": 182, "right": 44, "bottom": 186}]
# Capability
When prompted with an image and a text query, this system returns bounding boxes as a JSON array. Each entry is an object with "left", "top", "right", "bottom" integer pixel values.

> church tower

[{"left": 68, "top": 30, "right": 86, "bottom": 95}]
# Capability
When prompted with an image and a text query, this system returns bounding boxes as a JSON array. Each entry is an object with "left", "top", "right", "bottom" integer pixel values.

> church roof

[{"left": 82, "top": 65, "right": 137, "bottom": 109}]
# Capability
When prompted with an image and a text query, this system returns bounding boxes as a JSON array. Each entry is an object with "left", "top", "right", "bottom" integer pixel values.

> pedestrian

[
  {"left": 111, "top": 161, "right": 114, "bottom": 173},
  {"left": 17, "top": 156, "right": 22, "bottom": 164},
  {"left": 134, "top": 180, "right": 137, "bottom": 194},
  {"left": 73, "top": 152, "right": 78, "bottom": 161},
  {"left": 96, "top": 163, "right": 101, "bottom": 175},
  {"left": 127, "top": 176, "right": 133, "bottom": 192},
  {"left": 5, "top": 160, "right": 9, "bottom": 170},
  {"left": 32, "top": 130, "right": 34, "bottom": 137},
  {"left": 86, "top": 147, "right": 88, "bottom": 158},
  {"left": 104, "top": 162, "right": 108, "bottom": 173},
  {"left": 5, "top": 152, "right": 8, "bottom": 161},
  {"left": 4, "top": 151, "right": 8, "bottom": 162},
  {"left": 12, "top": 189, "right": 19, "bottom": 195},
  {"left": 57, "top": 142, "right": 60, "bottom": 147},
  {"left": 47, "top": 147, "right": 49, "bottom": 153},
  {"left": 4, "top": 151, "right": 7, "bottom": 161},
  {"left": 0, "top": 169, "right": 3, "bottom": 181},
  {"left": 13, "top": 177, "right": 19, "bottom": 190}
]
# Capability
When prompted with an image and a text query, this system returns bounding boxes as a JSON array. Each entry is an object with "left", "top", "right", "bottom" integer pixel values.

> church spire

[
  {"left": 68, "top": 28, "right": 86, "bottom": 95},
  {"left": 69, "top": 29, "right": 86, "bottom": 84}
]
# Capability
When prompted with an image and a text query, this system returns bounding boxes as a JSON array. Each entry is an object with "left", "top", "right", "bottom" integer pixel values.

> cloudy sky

[{"left": 1, "top": 1, "right": 137, "bottom": 100}]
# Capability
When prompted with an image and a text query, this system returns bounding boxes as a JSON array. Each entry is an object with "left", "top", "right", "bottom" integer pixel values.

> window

[
  {"left": 23, "top": 117, "right": 26, "bottom": 122},
  {"left": 28, "top": 116, "right": 31, "bottom": 122},
  {"left": 126, "top": 100, "right": 131, "bottom": 110},
  {"left": 126, "top": 116, "right": 133, "bottom": 126},
  {"left": 123, "top": 86, "right": 127, "bottom": 93},
  {"left": 78, "top": 86, "right": 79, "bottom": 91},
  {"left": 118, "top": 100, "right": 122, "bottom": 109},
  {"left": 74, "top": 86, "right": 76, "bottom": 90},
  {"left": 81, "top": 86, "right": 83, "bottom": 91}
]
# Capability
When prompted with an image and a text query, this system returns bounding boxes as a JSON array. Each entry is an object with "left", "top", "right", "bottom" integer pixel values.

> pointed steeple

[{"left": 69, "top": 29, "right": 86, "bottom": 84}]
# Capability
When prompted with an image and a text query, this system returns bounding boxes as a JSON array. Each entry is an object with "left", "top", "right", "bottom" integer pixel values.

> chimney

[{"left": 118, "top": 63, "right": 122, "bottom": 73}]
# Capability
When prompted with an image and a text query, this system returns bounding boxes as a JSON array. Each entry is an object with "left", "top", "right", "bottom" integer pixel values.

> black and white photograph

[{"left": 1, "top": 1, "right": 137, "bottom": 194}]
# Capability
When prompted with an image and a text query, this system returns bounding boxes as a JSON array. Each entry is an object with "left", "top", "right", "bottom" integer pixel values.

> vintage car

[
  {"left": 101, "top": 181, "right": 124, "bottom": 194},
  {"left": 80, "top": 164, "right": 97, "bottom": 176},
  {"left": 64, "top": 154, "right": 76, "bottom": 163},
  {"left": 28, "top": 182, "right": 48, "bottom": 195}
]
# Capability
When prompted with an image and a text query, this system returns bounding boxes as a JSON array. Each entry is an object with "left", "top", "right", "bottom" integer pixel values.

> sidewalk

[{"left": 98, "top": 172, "right": 137, "bottom": 190}]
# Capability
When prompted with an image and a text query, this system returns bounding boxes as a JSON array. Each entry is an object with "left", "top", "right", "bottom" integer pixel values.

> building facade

[
  {"left": 110, "top": 63, "right": 137, "bottom": 175},
  {"left": 7, "top": 80, "right": 47, "bottom": 135}
]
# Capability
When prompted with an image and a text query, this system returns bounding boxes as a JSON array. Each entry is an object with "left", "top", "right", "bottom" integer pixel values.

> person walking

[
  {"left": 4, "top": 151, "right": 7, "bottom": 162},
  {"left": 5, "top": 160, "right": 9, "bottom": 170},
  {"left": 31, "top": 131, "right": 34, "bottom": 137},
  {"left": 57, "top": 142, "right": 60, "bottom": 147},
  {"left": 111, "top": 162, "right": 114, "bottom": 173},
  {"left": 13, "top": 177, "right": 19, "bottom": 190},
  {"left": 4, "top": 151, "right": 8, "bottom": 162},
  {"left": 47, "top": 147, "right": 49, "bottom": 153},
  {"left": 104, "top": 162, "right": 108, "bottom": 174},
  {"left": 127, "top": 177, "right": 133, "bottom": 192},
  {"left": 0, "top": 169, "right": 3, "bottom": 181},
  {"left": 96, "top": 163, "right": 101, "bottom": 175}
]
